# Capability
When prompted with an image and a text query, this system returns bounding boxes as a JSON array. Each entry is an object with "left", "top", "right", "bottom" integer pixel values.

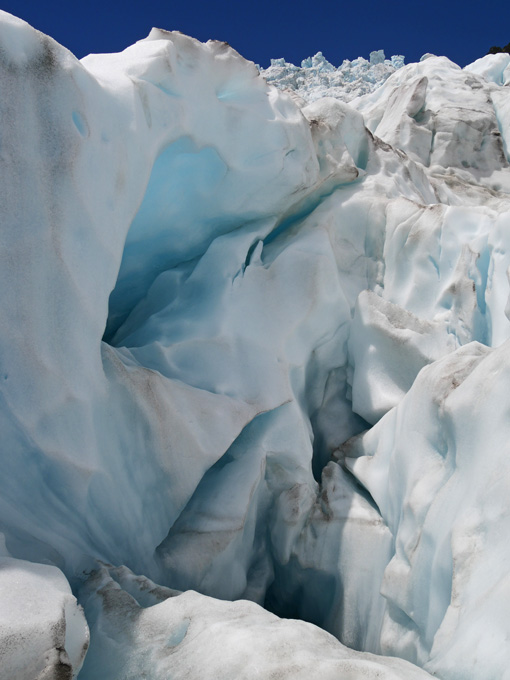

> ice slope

[{"left": 1, "top": 8, "right": 510, "bottom": 680}]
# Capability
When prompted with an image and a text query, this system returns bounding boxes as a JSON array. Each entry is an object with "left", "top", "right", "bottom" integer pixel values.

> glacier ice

[
  {"left": 347, "top": 290, "right": 457, "bottom": 424},
  {"left": 78, "top": 563, "right": 435, "bottom": 680},
  {"left": 465, "top": 52, "right": 510, "bottom": 86},
  {"left": 0, "top": 550, "right": 89, "bottom": 679},
  {"left": 262, "top": 49, "right": 406, "bottom": 104},
  {"left": 343, "top": 340, "right": 510, "bottom": 677},
  {"left": 1, "top": 8, "right": 510, "bottom": 680}
]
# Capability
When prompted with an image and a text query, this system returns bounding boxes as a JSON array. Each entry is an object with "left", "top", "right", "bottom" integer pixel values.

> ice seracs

[{"left": 1, "top": 8, "right": 510, "bottom": 680}]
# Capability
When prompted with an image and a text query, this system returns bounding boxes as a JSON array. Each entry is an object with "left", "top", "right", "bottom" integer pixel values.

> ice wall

[{"left": 1, "top": 9, "right": 510, "bottom": 680}]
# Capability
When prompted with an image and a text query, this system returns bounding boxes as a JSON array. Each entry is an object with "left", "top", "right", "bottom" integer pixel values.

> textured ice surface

[
  {"left": 78, "top": 563, "right": 434, "bottom": 680},
  {"left": 344, "top": 340, "right": 510, "bottom": 678},
  {"left": 1, "top": 8, "right": 510, "bottom": 680},
  {"left": 348, "top": 290, "right": 457, "bottom": 424},
  {"left": 0, "top": 551, "right": 89, "bottom": 679},
  {"left": 354, "top": 55, "right": 509, "bottom": 175}
]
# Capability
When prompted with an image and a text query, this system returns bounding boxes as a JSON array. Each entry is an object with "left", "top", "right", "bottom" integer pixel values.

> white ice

[
  {"left": 1, "top": 9, "right": 510, "bottom": 680},
  {"left": 0, "top": 549, "right": 88, "bottom": 679}
]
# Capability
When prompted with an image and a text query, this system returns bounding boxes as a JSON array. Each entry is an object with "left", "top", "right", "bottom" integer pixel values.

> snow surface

[{"left": 1, "top": 8, "right": 510, "bottom": 680}]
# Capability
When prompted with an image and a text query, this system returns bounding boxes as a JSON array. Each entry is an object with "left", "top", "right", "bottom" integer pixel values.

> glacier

[
  {"left": 0, "top": 8, "right": 510, "bottom": 679},
  {"left": 261, "top": 49, "right": 406, "bottom": 104}
]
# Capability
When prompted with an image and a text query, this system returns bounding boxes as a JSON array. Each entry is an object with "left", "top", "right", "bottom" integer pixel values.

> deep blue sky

[{"left": 2, "top": 0, "right": 509, "bottom": 68}]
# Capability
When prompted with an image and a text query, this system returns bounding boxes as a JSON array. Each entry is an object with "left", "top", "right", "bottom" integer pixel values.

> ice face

[
  {"left": 344, "top": 340, "right": 510, "bottom": 678},
  {"left": 354, "top": 56, "right": 509, "bottom": 174},
  {"left": 1, "top": 9, "right": 510, "bottom": 680}
]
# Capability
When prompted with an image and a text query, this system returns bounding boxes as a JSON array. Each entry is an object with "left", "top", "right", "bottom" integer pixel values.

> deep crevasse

[{"left": 0, "top": 10, "right": 510, "bottom": 679}]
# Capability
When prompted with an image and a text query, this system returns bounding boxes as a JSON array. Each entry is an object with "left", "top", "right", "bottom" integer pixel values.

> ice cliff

[{"left": 1, "top": 9, "right": 510, "bottom": 679}]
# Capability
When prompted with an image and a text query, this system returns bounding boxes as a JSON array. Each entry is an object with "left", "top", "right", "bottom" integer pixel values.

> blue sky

[{"left": 2, "top": 0, "right": 509, "bottom": 68}]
